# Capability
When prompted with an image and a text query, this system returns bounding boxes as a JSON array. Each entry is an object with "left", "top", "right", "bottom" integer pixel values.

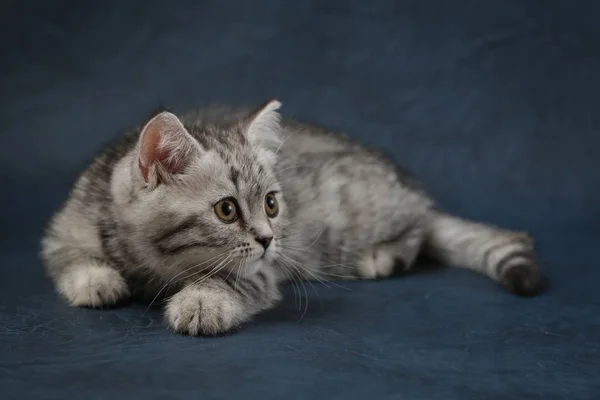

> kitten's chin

[
  {"left": 228, "top": 248, "right": 277, "bottom": 278},
  {"left": 242, "top": 258, "right": 270, "bottom": 277}
]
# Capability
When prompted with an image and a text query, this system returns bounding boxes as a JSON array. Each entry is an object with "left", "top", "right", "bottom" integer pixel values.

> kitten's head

[{"left": 115, "top": 100, "right": 287, "bottom": 281}]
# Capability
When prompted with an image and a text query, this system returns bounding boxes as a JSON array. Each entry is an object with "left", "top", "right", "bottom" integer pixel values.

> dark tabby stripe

[
  {"left": 233, "top": 279, "right": 253, "bottom": 298},
  {"left": 153, "top": 216, "right": 222, "bottom": 254},
  {"left": 242, "top": 278, "right": 262, "bottom": 297},
  {"left": 483, "top": 240, "right": 520, "bottom": 271},
  {"left": 230, "top": 167, "right": 240, "bottom": 189},
  {"left": 156, "top": 241, "right": 219, "bottom": 255},
  {"left": 221, "top": 275, "right": 261, "bottom": 299},
  {"left": 153, "top": 216, "right": 201, "bottom": 244},
  {"left": 495, "top": 250, "right": 534, "bottom": 276},
  {"left": 98, "top": 215, "right": 143, "bottom": 271},
  {"left": 255, "top": 271, "right": 268, "bottom": 289},
  {"left": 213, "top": 305, "right": 224, "bottom": 330},
  {"left": 98, "top": 218, "right": 121, "bottom": 266},
  {"left": 222, "top": 277, "right": 239, "bottom": 292}
]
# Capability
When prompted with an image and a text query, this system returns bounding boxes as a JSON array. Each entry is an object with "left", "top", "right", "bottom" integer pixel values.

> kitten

[{"left": 41, "top": 99, "right": 544, "bottom": 336}]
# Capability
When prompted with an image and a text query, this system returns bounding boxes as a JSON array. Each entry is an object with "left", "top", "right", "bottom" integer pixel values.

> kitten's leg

[
  {"left": 357, "top": 227, "right": 425, "bottom": 279},
  {"left": 164, "top": 269, "right": 281, "bottom": 336},
  {"left": 42, "top": 237, "right": 130, "bottom": 308},
  {"left": 424, "top": 210, "right": 544, "bottom": 296},
  {"left": 56, "top": 262, "right": 130, "bottom": 308},
  {"left": 355, "top": 212, "right": 544, "bottom": 297}
]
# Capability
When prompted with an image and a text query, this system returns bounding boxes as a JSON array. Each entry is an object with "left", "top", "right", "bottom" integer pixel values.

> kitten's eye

[
  {"left": 214, "top": 198, "right": 238, "bottom": 223},
  {"left": 264, "top": 192, "right": 279, "bottom": 218}
]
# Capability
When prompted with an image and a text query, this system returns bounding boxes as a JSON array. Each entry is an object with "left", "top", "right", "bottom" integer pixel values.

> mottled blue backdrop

[{"left": 1, "top": 1, "right": 599, "bottom": 399}]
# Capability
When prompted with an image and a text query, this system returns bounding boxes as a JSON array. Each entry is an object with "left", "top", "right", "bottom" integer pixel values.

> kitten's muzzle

[{"left": 255, "top": 236, "right": 273, "bottom": 250}]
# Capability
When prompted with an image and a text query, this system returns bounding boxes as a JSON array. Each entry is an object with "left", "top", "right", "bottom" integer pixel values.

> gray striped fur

[{"left": 41, "top": 100, "right": 544, "bottom": 336}]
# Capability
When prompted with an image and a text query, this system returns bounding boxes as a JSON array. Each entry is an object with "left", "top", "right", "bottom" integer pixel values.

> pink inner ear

[{"left": 138, "top": 114, "right": 189, "bottom": 184}]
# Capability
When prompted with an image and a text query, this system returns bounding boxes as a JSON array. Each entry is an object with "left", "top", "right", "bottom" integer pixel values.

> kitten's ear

[
  {"left": 245, "top": 99, "right": 283, "bottom": 153},
  {"left": 137, "top": 111, "right": 199, "bottom": 187}
]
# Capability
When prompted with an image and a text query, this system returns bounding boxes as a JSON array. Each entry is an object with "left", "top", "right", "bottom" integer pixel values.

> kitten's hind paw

[
  {"left": 57, "top": 264, "right": 130, "bottom": 308},
  {"left": 501, "top": 263, "right": 547, "bottom": 297}
]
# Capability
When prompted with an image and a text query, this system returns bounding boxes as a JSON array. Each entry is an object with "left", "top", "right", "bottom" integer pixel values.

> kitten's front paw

[
  {"left": 58, "top": 264, "right": 130, "bottom": 308},
  {"left": 165, "top": 285, "right": 242, "bottom": 336}
]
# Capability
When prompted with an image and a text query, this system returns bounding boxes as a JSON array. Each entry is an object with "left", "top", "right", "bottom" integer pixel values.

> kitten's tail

[{"left": 423, "top": 210, "right": 545, "bottom": 296}]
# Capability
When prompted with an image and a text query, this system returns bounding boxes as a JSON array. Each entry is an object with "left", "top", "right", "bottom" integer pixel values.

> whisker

[
  {"left": 233, "top": 260, "right": 242, "bottom": 292},
  {"left": 188, "top": 253, "right": 234, "bottom": 288},
  {"left": 296, "top": 268, "right": 309, "bottom": 321},
  {"left": 278, "top": 244, "right": 362, "bottom": 272},
  {"left": 288, "top": 260, "right": 308, "bottom": 314},
  {"left": 223, "top": 254, "right": 239, "bottom": 283},
  {"left": 144, "top": 251, "right": 229, "bottom": 312},
  {"left": 278, "top": 253, "right": 331, "bottom": 289},
  {"left": 234, "top": 257, "right": 244, "bottom": 295},
  {"left": 172, "top": 252, "right": 236, "bottom": 285},
  {"left": 274, "top": 132, "right": 292, "bottom": 157},
  {"left": 282, "top": 257, "right": 324, "bottom": 310},
  {"left": 278, "top": 252, "right": 351, "bottom": 291},
  {"left": 276, "top": 259, "right": 302, "bottom": 311}
]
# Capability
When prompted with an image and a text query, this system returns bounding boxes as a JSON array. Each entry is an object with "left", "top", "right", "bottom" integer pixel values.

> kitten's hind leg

[
  {"left": 42, "top": 220, "right": 131, "bottom": 308},
  {"left": 357, "top": 227, "right": 425, "bottom": 279},
  {"left": 55, "top": 262, "right": 130, "bottom": 308}
]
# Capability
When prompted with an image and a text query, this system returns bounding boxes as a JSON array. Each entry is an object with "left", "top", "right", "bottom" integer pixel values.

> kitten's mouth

[{"left": 259, "top": 246, "right": 274, "bottom": 260}]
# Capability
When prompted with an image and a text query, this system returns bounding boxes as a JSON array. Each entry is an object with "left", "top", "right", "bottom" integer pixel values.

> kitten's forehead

[
  {"left": 228, "top": 150, "right": 277, "bottom": 195},
  {"left": 214, "top": 142, "right": 276, "bottom": 191},
  {"left": 185, "top": 122, "right": 279, "bottom": 196},
  {"left": 193, "top": 125, "right": 246, "bottom": 154}
]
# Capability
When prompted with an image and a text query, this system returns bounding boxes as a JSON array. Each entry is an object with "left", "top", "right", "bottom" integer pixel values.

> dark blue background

[{"left": 1, "top": 1, "right": 599, "bottom": 399}]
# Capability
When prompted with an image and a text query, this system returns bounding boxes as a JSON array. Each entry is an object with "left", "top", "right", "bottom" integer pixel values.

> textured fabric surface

[{"left": 1, "top": 1, "right": 599, "bottom": 399}]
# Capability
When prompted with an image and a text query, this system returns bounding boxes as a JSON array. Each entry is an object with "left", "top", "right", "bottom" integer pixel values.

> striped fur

[
  {"left": 424, "top": 211, "right": 542, "bottom": 295},
  {"left": 41, "top": 100, "right": 545, "bottom": 337}
]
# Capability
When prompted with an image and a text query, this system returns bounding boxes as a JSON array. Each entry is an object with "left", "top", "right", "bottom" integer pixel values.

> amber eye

[
  {"left": 214, "top": 198, "right": 238, "bottom": 223},
  {"left": 264, "top": 192, "right": 279, "bottom": 218}
]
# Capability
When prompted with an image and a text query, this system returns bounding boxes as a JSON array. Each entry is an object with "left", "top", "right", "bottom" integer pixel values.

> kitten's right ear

[
  {"left": 137, "top": 111, "right": 199, "bottom": 188},
  {"left": 245, "top": 99, "right": 283, "bottom": 153}
]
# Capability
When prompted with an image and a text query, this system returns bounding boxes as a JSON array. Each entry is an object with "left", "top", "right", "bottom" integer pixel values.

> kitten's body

[{"left": 42, "top": 100, "right": 543, "bottom": 336}]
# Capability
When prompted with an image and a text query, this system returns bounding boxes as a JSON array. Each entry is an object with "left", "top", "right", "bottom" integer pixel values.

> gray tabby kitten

[{"left": 41, "top": 100, "right": 544, "bottom": 336}]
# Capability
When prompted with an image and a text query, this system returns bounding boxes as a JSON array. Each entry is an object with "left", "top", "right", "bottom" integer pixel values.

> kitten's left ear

[
  {"left": 137, "top": 111, "right": 200, "bottom": 188},
  {"left": 244, "top": 99, "right": 283, "bottom": 153}
]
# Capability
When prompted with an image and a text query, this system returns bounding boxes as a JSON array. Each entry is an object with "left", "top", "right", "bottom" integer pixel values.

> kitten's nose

[{"left": 255, "top": 236, "right": 273, "bottom": 249}]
